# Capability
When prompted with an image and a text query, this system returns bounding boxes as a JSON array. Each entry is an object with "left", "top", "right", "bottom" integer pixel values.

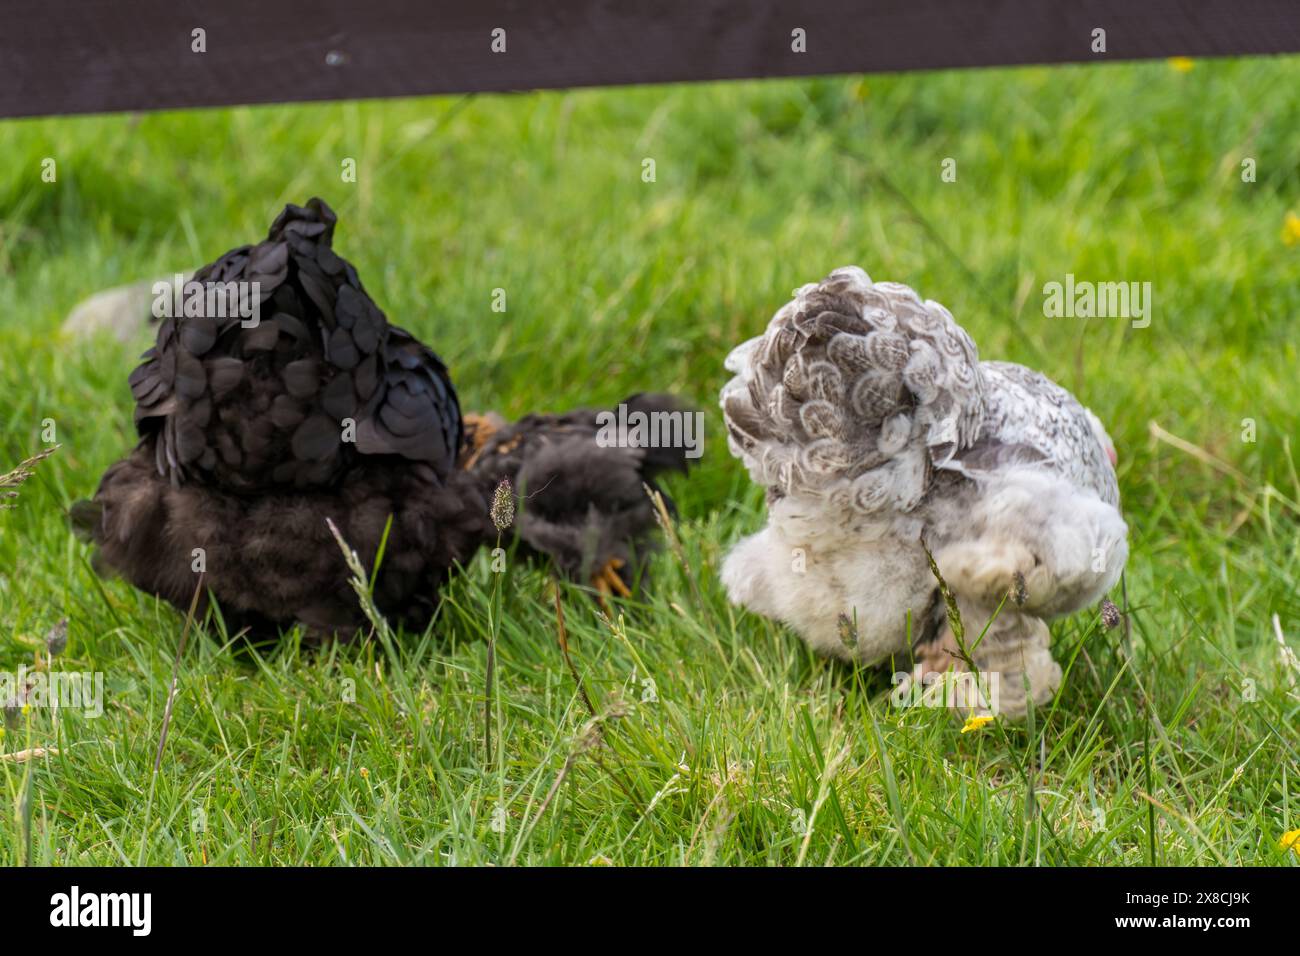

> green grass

[{"left": 1, "top": 56, "right": 1298, "bottom": 866}]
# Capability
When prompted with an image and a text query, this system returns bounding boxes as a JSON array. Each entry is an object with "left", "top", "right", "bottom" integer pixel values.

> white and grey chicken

[{"left": 720, "top": 267, "right": 1127, "bottom": 717}]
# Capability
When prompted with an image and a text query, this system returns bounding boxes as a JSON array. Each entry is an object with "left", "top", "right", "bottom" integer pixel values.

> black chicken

[{"left": 72, "top": 198, "right": 689, "bottom": 641}]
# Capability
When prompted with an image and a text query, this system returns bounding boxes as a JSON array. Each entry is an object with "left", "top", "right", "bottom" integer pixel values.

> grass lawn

[{"left": 0, "top": 55, "right": 1298, "bottom": 866}]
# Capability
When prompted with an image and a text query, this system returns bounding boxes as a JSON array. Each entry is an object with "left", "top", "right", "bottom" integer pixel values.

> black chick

[
  {"left": 72, "top": 198, "right": 690, "bottom": 641},
  {"left": 462, "top": 393, "right": 691, "bottom": 600}
]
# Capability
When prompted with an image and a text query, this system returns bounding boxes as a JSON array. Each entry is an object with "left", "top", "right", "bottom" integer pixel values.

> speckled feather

[
  {"left": 963, "top": 362, "right": 1119, "bottom": 506},
  {"left": 721, "top": 266, "right": 988, "bottom": 514},
  {"left": 721, "top": 266, "right": 1118, "bottom": 514}
]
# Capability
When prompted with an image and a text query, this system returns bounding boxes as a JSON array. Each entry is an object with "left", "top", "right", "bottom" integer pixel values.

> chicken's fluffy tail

[
  {"left": 461, "top": 393, "right": 693, "bottom": 592},
  {"left": 720, "top": 266, "right": 986, "bottom": 514}
]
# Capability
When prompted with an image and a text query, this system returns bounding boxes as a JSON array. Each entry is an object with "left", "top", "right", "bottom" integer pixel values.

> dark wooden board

[{"left": 3, "top": 0, "right": 1298, "bottom": 119}]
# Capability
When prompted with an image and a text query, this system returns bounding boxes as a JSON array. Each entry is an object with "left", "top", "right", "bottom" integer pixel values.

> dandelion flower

[
  {"left": 961, "top": 714, "right": 995, "bottom": 734},
  {"left": 1281, "top": 828, "right": 1300, "bottom": 855},
  {"left": 1168, "top": 57, "right": 1195, "bottom": 73},
  {"left": 1282, "top": 211, "right": 1300, "bottom": 247}
]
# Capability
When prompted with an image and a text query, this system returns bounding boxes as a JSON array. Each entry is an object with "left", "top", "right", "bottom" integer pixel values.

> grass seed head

[
  {"left": 1100, "top": 598, "right": 1122, "bottom": 630},
  {"left": 45, "top": 620, "right": 68, "bottom": 656},
  {"left": 1011, "top": 571, "right": 1029, "bottom": 607},
  {"left": 490, "top": 478, "right": 515, "bottom": 531}
]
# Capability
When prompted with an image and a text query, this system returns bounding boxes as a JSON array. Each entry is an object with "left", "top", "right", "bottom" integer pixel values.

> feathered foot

[
  {"left": 963, "top": 611, "right": 1060, "bottom": 719},
  {"left": 912, "top": 627, "right": 963, "bottom": 677},
  {"left": 911, "top": 597, "right": 1061, "bottom": 720}
]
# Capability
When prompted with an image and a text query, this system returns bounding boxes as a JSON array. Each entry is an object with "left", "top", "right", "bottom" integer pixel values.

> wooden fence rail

[{"left": 3, "top": 0, "right": 1298, "bottom": 119}]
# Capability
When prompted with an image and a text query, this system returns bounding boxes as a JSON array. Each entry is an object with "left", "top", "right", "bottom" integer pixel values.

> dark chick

[
  {"left": 462, "top": 393, "right": 691, "bottom": 602},
  {"left": 72, "top": 198, "right": 691, "bottom": 641}
]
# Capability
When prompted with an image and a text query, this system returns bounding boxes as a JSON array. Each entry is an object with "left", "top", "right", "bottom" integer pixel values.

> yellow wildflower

[
  {"left": 359, "top": 767, "right": 370, "bottom": 780},
  {"left": 1168, "top": 57, "right": 1194, "bottom": 73},
  {"left": 1280, "top": 828, "right": 1300, "bottom": 855},
  {"left": 961, "top": 714, "right": 995, "bottom": 734},
  {"left": 1282, "top": 211, "right": 1300, "bottom": 247}
]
